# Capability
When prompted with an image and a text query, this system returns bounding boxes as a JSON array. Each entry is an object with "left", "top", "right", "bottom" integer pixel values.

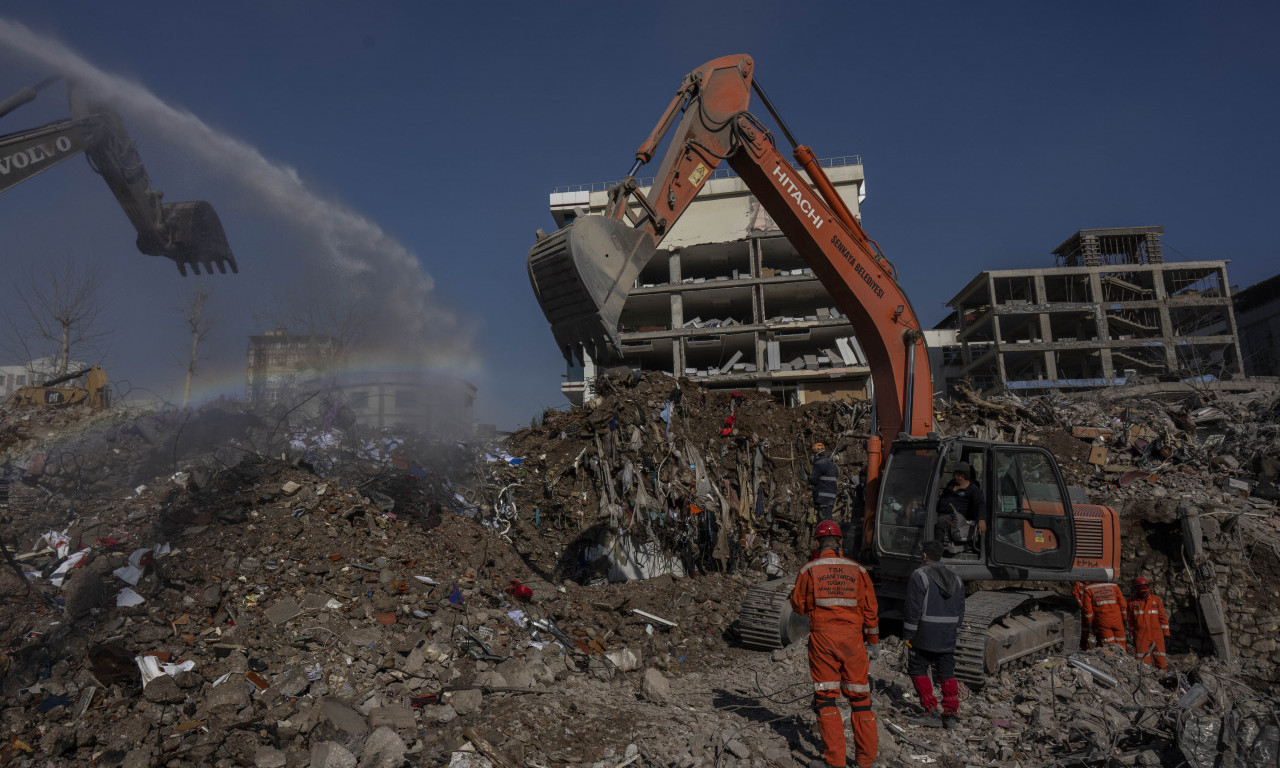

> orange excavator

[
  {"left": 0, "top": 76, "right": 236, "bottom": 276},
  {"left": 528, "top": 55, "right": 1121, "bottom": 687}
]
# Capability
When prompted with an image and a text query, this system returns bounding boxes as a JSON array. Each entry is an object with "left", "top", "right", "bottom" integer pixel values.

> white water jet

[{"left": 0, "top": 17, "right": 473, "bottom": 371}]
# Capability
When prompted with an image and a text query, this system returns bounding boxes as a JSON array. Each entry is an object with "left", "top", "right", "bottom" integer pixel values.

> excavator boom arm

[
  {"left": 577, "top": 54, "right": 932, "bottom": 444},
  {"left": 0, "top": 81, "right": 237, "bottom": 276}
]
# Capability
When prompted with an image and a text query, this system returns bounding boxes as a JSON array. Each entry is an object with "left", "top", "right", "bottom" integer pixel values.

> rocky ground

[{"left": 0, "top": 375, "right": 1277, "bottom": 767}]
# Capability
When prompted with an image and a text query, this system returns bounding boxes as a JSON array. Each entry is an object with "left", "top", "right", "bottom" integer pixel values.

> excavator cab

[{"left": 874, "top": 436, "right": 1078, "bottom": 586}]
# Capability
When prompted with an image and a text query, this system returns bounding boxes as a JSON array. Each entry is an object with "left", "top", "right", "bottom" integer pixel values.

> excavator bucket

[
  {"left": 527, "top": 214, "right": 655, "bottom": 363},
  {"left": 149, "top": 200, "right": 238, "bottom": 276}
]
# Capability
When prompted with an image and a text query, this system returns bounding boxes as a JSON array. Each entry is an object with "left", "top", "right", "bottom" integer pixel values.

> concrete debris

[{"left": 0, "top": 376, "right": 1277, "bottom": 765}]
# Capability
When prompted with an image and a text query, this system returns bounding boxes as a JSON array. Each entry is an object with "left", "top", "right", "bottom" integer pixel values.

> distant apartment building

[
  {"left": 546, "top": 157, "right": 872, "bottom": 406},
  {"left": 245, "top": 328, "right": 475, "bottom": 436},
  {"left": 337, "top": 371, "right": 475, "bottom": 437},
  {"left": 1234, "top": 272, "right": 1280, "bottom": 377},
  {"left": 245, "top": 328, "right": 339, "bottom": 404},
  {"left": 946, "top": 227, "right": 1243, "bottom": 392},
  {"left": 923, "top": 326, "right": 965, "bottom": 396}
]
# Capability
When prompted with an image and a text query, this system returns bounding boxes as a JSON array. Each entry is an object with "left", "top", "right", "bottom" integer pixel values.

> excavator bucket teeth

[
  {"left": 527, "top": 215, "right": 655, "bottom": 363},
  {"left": 149, "top": 200, "right": 239, "bottom": 276}
]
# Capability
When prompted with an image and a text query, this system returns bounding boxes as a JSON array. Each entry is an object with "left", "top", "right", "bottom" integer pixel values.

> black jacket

[
  {"left": 903, "top": 561, "right": 966, "bottom": 653},
  {"left": 810, "top": 456, "right": 838, "bottom": 508}
]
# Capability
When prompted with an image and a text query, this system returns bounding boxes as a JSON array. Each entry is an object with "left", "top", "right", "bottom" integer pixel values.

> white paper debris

[{"left": 116, "top": 588, "right": 145, "bottom": 607}]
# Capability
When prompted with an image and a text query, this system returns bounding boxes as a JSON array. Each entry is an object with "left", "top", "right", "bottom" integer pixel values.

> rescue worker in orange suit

[
  {"left": 790, "top": 520, "right": 880, "bottom": 768},
  {"left": 1072, "top": 582, "right": 1091, "bottom": 649},
  {"left": 903, "top": 540, "right": 966, "bottom": 730},
  {"left": 1081, "top": 581, "right": 1128, "bottom": 650},
  {"left": 1126, "top": 576, "right": 1170, "bottom": 671}
]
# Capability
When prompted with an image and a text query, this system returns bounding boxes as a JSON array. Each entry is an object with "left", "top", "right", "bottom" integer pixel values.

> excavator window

[
  {"left": 876, "top": 447, "right": 937, "bottom": 557},
  {"left": 990, "top": 449, "right": 1075, "bottom": 571}
]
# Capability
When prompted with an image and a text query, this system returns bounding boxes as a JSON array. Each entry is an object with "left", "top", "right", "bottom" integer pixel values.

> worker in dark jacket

[
  {"left": 938, "top": 462, "right": 986, "bottom": 544},
  {"left": 903, "top": 540, "right": 966, "bottom": 730},
  {"left": 810, "top": 442, "right": 839, "bottom": 522}
]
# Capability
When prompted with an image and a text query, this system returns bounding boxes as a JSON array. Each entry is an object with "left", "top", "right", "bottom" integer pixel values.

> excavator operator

[
  {"left": 936, "top": 461, "right": 985, "bottom": 553},
  {"left": 789, "top": 520, "right": 880, "bottom": 768}
]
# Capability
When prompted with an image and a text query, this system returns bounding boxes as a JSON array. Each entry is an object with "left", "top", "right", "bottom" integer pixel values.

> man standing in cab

[
  {"left": 1127, "top": 576, "right": 1171, "bottom": 672},
  {"left": 790, "top": 520, "right": 880, "bottom": 768}
]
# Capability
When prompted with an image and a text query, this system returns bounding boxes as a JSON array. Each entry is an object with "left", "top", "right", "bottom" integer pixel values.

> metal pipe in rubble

[{"left": 1068, "top": 654, "right": 1119, "bottom": 688}]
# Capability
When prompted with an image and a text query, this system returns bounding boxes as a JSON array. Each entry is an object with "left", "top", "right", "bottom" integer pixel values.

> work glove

[{"left": 867, "top": 645, "right": 880, "bottom": 661}]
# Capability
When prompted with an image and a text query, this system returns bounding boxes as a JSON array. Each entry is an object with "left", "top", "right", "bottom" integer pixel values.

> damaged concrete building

[
  {"left": 945, "top": 227, "right": 1245, "bottom": 393},
  {"left": 245, "top": 327, "right": 340, "bottom": 404},
  {"left": 246, "top": 328, "right": 476, "bottom": 435},
  {"left": 1234, "top": 271, "right": 1280, "bottom": 377},
  {"left": 548, "top": 157, "right": 873, "bottom": 407}
]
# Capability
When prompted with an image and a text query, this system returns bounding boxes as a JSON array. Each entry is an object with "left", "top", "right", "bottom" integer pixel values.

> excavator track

[
  {"left": 955, "top": 589, "right": 1070, "bottom": 690},
  {"left": 736, "top": 577, "right": 809, "bottom": 650}
]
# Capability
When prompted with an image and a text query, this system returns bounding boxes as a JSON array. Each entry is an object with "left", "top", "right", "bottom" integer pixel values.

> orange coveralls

[
  {"left": 1127, "top": 593, "right": 1170, "bottom": 669},
  {"left": 1073, "top": 583, "right": 1090, "bottom": 649},
  {"left": 1082, "top": 582, "right": 1128, "bottom": 650},
  {"left": 790, "top": 548, "right": 880, "bottom": 768}
]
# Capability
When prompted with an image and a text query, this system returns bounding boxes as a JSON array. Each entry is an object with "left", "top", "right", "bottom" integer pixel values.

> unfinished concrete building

[
  {"left": 947, "top": 227, "right": 1244, "bottom": 392},
  {"left": 1234, "top": 272, "right": 1280, "bottom": 377},
  {"left": 548, "top": 157, "right": 871, "bottom": 406}
]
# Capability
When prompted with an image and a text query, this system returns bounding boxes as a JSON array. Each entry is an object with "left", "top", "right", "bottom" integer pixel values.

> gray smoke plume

[{"left": 0, "top": 17, "right": 475, "bottom": 373}]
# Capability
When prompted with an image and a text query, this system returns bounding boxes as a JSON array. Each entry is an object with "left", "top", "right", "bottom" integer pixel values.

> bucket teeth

[{"left": 527, "top": 215, "right": 655, "bottom": 363}]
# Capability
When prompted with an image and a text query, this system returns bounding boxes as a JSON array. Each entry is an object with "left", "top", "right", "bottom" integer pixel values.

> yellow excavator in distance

[{"left": 5, "top": 365, "right": 110, "bottom": 410}]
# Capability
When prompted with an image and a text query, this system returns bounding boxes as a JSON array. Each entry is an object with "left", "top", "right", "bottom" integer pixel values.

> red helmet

[
  {"left": 815, "top": 520, "right": 842, "bottom": 538},
  {"left": 1133, "top": 576, "right": 1149, "bottom": 587}
]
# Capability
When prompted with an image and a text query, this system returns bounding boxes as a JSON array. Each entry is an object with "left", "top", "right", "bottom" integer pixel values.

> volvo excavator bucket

[
  {"left": 150, "top": 200, "right": 237, "bottom": 276},
  {"left": 527, "top": 215, "right": 655, "bottom": 363}
]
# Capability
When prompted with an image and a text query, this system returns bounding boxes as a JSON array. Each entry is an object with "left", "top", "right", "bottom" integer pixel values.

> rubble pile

[
  {"left": 0, "top": 376, "right": 1277, "bottom": 766},
  {"left": 491, "top": 372, "right": 871, "bottom": 585},
  {"left": 938, "top": 383, "right": 1280, "bottom": 689}
]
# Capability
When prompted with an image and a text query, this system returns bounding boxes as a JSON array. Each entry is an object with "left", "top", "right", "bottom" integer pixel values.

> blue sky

[{"left": 1, "top": 2, "right": 1277, "bottom": 430}]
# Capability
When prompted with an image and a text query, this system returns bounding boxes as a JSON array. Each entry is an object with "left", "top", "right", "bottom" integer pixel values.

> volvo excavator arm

[{"left": 0, "top": 78, "right": 236, "bottom": 276}]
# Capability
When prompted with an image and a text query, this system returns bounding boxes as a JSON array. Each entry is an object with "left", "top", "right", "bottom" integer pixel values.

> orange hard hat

[
  {"left": 815, "top": 520, "right": 842, "bottom": 538},
  {"left": 812, "top": 442, "right": 826, "bottom": 454}
]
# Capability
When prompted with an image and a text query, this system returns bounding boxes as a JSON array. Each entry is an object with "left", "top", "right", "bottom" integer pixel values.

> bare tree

[
  {"left": 5, "top": 256, "right": 109, "bottom": 377},
  {"left": 180, "top": 285, "right": 215, "bottom": 407}
]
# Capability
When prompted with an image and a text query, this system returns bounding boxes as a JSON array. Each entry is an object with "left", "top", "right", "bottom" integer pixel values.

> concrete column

[
  {"left": 1034, "top": 274, "right": 1057, "bottom": 380},
  {"left": 988, "top": 274, "right": 1009, "bottom": 387},
  {"left": 1219, "top": 265, "right": 1245, "bottom": 377},
  {"left": 668, "top": 249, "right": 684, "bottom": 377},
  {"left": 1089, "top": 271, "right": 1115, "bottom": 382},
  {"left": 1151, "top": 265, "right": 1178, "bottom": 370}
]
